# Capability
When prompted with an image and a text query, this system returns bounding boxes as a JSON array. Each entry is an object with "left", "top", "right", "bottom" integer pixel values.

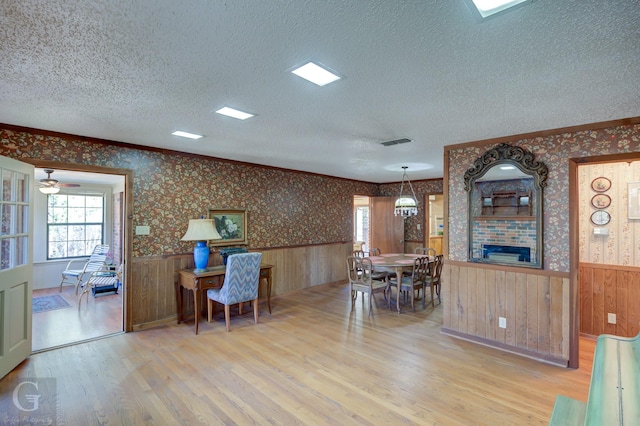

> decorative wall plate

[
  {"left": 590, "top": 210, "right": 611, "bottom": 226},
  {"left": 591, "top": 193, "right": 611, "bottom": 209},
  {"left": 591, "top": 177, "right": 611, "bottom": 192}
]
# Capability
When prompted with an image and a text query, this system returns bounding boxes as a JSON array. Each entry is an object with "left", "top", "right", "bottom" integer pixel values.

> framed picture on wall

[
  {"left": 591, "top": 177, "right": 611, "bottom": 192},
  {"left": 208, "top": 208, "right": 248, "bottom": 246},
  {"left": 591, "top": 193, "right": 611, "bottom": 209},
  {"left": 629, "top": 182, "right": 640, "bottom": 220}
]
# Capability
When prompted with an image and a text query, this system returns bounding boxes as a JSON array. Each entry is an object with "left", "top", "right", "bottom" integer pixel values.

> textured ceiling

[{"left": 1, "top": 1, "right": 639, "bottom": 183}]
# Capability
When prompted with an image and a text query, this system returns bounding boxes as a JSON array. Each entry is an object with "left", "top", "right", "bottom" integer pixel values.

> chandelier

[{"left": 394, "top": 166, "right": 418, "bottom": 217}]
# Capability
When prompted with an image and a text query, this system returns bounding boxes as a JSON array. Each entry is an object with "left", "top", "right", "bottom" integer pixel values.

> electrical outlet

[
  {"left": 499, "top": 317, "right": 507, "bottom": 328},
  {"left": 608, "top": 313, "right": 617, "bottom": 324}
]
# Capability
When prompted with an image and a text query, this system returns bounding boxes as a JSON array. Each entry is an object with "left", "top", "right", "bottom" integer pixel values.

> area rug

[{"left": 33, "top": 295, "right": 71, "bottom": 313}]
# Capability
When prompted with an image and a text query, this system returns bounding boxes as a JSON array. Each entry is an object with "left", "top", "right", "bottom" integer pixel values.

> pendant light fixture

[{"left": 394, "top": 166, "right": 419, "bottom": 217}]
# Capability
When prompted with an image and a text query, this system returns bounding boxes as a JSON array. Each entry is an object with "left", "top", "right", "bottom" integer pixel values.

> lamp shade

[
  {"left": 394, "top": 166, "right": 419, "bottom": 217},
  {"left": 395, "top": 197, "right": 418, "bottom": 217},
  {"left": 181, "top": 219, "right": 222, "bottom": 241},
  {"left": 39, "top": 186, "right": 60, "bottom": 194},
  {"left": 181, "top": 219, "right": 222, "bottom": 272}
]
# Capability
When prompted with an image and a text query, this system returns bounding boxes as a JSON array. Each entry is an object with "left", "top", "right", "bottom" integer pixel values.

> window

[
  {"left": 47, "top": 193, "right": 104, "bottom": 259},
  {"left": 1, "top": 168, "right": 29, "bottom": 270},
  {"left": 354, "top": 205, "right": 370, "bottom": 252}
]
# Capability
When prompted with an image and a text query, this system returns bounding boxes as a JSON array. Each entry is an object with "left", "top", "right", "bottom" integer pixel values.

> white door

[{"left": 0, "top": 156, "right": 33, "bottom": 379}]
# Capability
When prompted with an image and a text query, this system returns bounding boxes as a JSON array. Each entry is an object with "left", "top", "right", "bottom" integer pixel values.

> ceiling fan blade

[{"left": 38, "top": 169, "right": 80, "bottom": 188}]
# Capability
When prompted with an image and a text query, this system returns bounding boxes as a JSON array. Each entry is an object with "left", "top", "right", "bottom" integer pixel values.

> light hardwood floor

[
  {"left": 32, "top": 285, "right": 123, "bottom": 351},
  {"left": 4, "top": 282, "right": 594, "bottom": 425}
]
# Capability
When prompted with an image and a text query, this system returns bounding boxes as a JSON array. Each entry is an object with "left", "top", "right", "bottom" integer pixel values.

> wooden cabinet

[{"left": 428, "top": 236, "right": 443, "bottom": 254}]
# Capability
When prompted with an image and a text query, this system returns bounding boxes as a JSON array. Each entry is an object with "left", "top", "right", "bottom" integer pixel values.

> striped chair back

[{"left": 217, "top": 253, "right": 263, "bottom": 305}]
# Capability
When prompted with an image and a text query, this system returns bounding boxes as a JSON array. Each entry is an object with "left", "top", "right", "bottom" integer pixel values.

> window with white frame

[{"left": 47, "top": 193, "right": 104, "bottom": 259}]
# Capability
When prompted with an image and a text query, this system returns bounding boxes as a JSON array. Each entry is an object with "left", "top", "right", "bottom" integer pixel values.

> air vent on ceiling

[{"left": 380, "top": 138, "right": 412, "bottom": 147}]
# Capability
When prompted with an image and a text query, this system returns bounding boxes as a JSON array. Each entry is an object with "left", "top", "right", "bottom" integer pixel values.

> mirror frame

[{"left": 464, "top": 143, "right": 548, "bottom": 268}]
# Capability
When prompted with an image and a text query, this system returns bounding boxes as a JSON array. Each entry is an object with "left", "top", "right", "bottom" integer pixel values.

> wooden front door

[
  {"left": 370, "top": 196, "right": 404, "bottom": 254},
  {"left": 0, "top": 156, "right": 33, "bottom": 379}
]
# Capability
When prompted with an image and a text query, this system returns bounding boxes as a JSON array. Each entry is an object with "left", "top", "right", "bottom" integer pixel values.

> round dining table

[{"left": 368, "top": 253, "right": 431, "bottom": 312}]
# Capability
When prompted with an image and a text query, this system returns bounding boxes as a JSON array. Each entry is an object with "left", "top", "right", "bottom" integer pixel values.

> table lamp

[{"left": 181, "top": 218, "right": 222, "bottom": 272}]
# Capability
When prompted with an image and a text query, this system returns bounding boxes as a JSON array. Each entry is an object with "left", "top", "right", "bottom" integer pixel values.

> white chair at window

[{"left": 59, "top": 244, "right": 109, "bottom": 295}]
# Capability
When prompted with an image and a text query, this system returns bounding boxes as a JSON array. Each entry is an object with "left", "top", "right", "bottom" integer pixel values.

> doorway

[
  {"left": 569, "top": 152, "right": 640, "bottom": 367},
  {"left": 353, "top": 195, "right": 370, "bottom": 252},
  {"left": 425, "top": 194, "right": 444, "bottom": 254},
  {"left": 32, "top": 168, "right": 126, "bottom": 351}
]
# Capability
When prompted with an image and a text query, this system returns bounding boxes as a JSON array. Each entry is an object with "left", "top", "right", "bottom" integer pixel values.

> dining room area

[{"left": 348, "top": 249, "right": 443, "bottom": 316}]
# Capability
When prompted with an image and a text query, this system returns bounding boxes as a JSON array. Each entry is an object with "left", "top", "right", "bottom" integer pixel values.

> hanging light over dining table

[{"left": 395, "top": 166, "right": 419, "bottom": 217}]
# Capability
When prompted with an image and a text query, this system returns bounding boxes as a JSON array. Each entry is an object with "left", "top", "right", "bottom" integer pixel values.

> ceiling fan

[{"left": 38, "top": 169, "right": 80, "bottom": 194}]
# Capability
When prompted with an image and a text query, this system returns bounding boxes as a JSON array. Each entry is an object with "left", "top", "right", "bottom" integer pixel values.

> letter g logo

[{"left": 12, "top": 381, "right": 41, "bottom": 412}]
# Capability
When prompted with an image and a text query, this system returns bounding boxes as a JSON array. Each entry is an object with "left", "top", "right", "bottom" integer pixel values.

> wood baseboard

[
  {"left": 441, "top": 327, "right": 569, "bottom": 368},
  {"left": 132, "top": 316, "right": 177, "bottom": 331}
]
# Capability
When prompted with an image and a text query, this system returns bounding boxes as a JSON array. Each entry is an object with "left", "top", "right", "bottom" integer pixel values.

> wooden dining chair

[
  {"left": 346, "top": 256, "right": 389, "bottom": 316},
  {"left": 363, "top": 247, "right": 389, "bottom": 282},
  {"left": 431, "top": 254, "right": 444, "bottom": 304},
  {"left": 388, "top": 256, "right": 430, "bottom": 312},
  {"left": 414, "top": 247, "right": 436, "bottom": 257}
]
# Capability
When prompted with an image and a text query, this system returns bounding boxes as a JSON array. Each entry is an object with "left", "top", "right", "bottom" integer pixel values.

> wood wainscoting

[
  {"left": 442, "top": 260, "right": 570, "bottom": 366},
  {"left": 130, "top": 242, "right": 352, "bottom": 330},
  {"left": 580, "top": 262, "right": 640, "bottom": 338}
]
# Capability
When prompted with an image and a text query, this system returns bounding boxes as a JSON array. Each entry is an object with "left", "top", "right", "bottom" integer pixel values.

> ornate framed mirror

[{"left": 464, "top": 144, "right": 548, "bottom": 268}]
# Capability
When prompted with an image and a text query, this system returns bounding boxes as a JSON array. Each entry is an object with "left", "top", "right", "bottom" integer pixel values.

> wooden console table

[{"left": 177, "top": 264, "right": 274, "bottom": 335}]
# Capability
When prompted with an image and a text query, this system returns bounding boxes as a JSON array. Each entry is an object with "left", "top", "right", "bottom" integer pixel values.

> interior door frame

[
  {"left": 23, "top": 160, "right": 134, "bottom": 332},
  {"left": 568, "top": 151, "right": 640, "bottom": 368},
  {"left": 424, "top": 192, "right": 444, "bottom": 252}
]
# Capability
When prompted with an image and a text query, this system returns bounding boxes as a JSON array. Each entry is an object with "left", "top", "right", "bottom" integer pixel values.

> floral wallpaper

[
  {"left": 447, "top": 123, "right": 640, "bottom": 272},
  {"left": 0, "top": 127, "right": 381, "bottom": 257}
]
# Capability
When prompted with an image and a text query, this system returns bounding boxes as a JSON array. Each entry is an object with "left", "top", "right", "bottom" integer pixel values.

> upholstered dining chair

[
  {"left": 367, "top": 247, "right": 389, "bottom": 280},
  {"left": 414, "top": 247, "right": 437, "bottom": 257},
  {"left": 352, "top": 249, "right": 366, "bottom": 259},
  {"left": 431, "top": 254, "right": 444, "bottom": 304},
  {"left": 352, "top": 248, "right": 388, "bottom": 287},
  {"left": 59, "top": 244, "right": 110, "bottom": 295},
  {"left": 388, "top": 256, "right": 431, "bottom": 312},
  {"left": 346, "top": 256, "right": 388, "bottom": 316},
  {"left": 207, "top": 252, "right": 262, "bottom": 332}
]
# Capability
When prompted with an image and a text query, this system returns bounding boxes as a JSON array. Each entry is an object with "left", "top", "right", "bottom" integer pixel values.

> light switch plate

[
  {"left": 136, "top": 225, "right": 150, "bottom": 235},
  {"left": 608, "top": 313, "right": 616, "bottom": 324}
]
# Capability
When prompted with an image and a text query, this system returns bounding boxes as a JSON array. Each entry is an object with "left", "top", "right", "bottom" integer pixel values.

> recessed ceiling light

[
  {"left": 216, "top": 107, "right": 255, "bottom": 120},
  {"left": 172, "top": 130, "right": 203, "bottom": 140},
  {"left": 469, "top": 0, "right": 529, "bottom": 18},
  {"left": 291, "top": 62, "right": 341, "bottom": 86}
]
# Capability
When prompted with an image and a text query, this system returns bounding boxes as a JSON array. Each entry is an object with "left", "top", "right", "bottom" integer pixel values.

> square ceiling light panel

[
  {"left": 215, "top": 107, "right": 255, "bottom": 120},
  {"left": 469, "top": 0, "right": 529, "bottom": 18},
  {"left": 291, "top": 62, "right": 341, "bottom": 86},
  {"left": 172, "top": 130, "right": 203, "bottom": 139}
]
